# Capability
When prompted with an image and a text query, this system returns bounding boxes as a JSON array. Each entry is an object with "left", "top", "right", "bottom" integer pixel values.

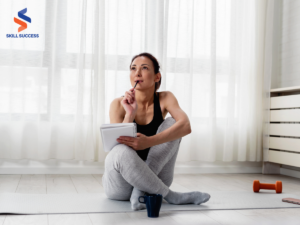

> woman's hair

[{"left": 130, "top": 52, "right": 161, "bottom": 93}]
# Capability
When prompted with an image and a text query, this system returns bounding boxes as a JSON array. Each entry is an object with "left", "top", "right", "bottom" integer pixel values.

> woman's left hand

[{"left": 116, "top": 133, "right": 150, "bottom": 150}]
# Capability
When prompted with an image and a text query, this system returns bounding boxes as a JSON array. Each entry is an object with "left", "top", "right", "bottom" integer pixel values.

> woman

[{"left": 102, "top": 52, "right": 210, "bottom": 210}]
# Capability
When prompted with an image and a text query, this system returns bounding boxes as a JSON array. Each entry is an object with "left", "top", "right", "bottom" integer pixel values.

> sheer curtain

[{"left": 0, "top": 0, "right": 271, "bottom": 162}]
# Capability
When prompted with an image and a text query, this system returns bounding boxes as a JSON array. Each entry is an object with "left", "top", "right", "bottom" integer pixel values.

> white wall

[
  {"left": 272, "top": 0, "right": 300, "bottom": 176},
  {"left": 275, "top": 0, "right": 300, "bottom": 88}
]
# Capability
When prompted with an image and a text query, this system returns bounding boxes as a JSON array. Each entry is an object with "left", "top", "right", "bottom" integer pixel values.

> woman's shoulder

[
  {"left": 112, "top": 96, "right": 124, "bottom": 105},
  {"left": 117, "top": 95, "right": 125, "bottom": 108},
  {"left": 157, "top": 91, "right": 172, "bottom": 101},
  {"left": 157, "top": 91, "right": 167, "bottom": 97},
  {"left": 158, "top": 91, "right": 178, "bottom": 110},
  {"left": 111, "top": 96, "right": 126, "bottom": 116},
  {"left": 157, "top": 91, "right": 173, "bottom": 116}
]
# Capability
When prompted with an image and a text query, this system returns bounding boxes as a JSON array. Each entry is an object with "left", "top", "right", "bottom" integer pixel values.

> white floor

[{"left": 0, "top": 173, "right": 300, "bottom": 225}]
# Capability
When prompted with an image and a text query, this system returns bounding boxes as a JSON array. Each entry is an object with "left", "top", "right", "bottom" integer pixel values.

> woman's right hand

[{"left": 121, "top": 87, "right": 138, "bottom": 115}]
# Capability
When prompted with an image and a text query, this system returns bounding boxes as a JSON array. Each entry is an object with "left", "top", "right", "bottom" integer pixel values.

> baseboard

[
  {"left": 0, "top": 167, "right": 105, "bottom": 174},
  {"left": 0, "top": 166, "right": 263, "bottom": 174},
  {"left": 0, "top": 159, "right": 263, "bottom": 174},
  {"left": 3, "top": 162, "right": 300, "bottom": 178},
  {"left": 280, "top": 167, "right": 300, "bottom": 179},
  {"left": 174, "top": 165, "right": 262, "bottom": 174},
  {"left": 0, "top": 165, "right": 263, "bottom": 175}
]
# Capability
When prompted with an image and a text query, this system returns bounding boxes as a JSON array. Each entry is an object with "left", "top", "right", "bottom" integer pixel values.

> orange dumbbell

[{"left": 253, "top": 180, "right": 282, "bottom": 193}]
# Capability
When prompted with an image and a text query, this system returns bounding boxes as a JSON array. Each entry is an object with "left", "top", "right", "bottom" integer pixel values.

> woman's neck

[{"left": 135, "top": 90, "right": 155, "bottom": 110}]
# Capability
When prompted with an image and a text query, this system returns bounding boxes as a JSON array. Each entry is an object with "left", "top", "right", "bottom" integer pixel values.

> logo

[
  {"left": 6, "top": 8, "right": 39, "bottom": 38},
  {"left": 14, "top": 8, "right": 31, "bottom": 32}
]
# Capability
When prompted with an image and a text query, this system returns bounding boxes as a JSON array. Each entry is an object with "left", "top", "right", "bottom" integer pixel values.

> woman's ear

[{"left": 155, "top": 72, "right": 161, "bottom": 82}]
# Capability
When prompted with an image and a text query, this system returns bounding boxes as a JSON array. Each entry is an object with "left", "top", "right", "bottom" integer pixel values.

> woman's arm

[
  {"left": 148, "top": 91, "right": 191, "bottom": 146},
  {"left": 148, "top": 118, "right": 191, "bottom": 147}
]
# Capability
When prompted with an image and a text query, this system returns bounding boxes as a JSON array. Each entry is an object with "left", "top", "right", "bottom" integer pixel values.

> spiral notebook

[{"left": 100, "top": 123, "right": 137, "bottom": 152}]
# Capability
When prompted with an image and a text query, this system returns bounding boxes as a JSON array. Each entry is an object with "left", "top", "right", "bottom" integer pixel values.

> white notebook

[{"left": 100, "top": 123, "right": 137, "bottom": 152}]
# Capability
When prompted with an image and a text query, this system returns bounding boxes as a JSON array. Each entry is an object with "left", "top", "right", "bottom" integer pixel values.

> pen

[{"left": 133, "top": 80, "right": 139, "bottom": 90}]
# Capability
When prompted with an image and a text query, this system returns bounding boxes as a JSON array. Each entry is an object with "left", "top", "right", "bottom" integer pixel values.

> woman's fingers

[
  {"left": 123, "top": 87, "right": 136, "bottom": 105},
  {"left": 126, "top": 93, "right": 134, "bottom": 102},
  {"left": 126, "top": 91, "right": 134, "bottom": 98},
  {"left": 125, "top": 91, "right": 135, "bottom": 103},
  {"left": 125, "top": 92, "right": 132, "bottom": 100},
  {"left": 125, "top": 95, "right": 133, "bottom": 104},
  {"left": 127, "top": 97, "right": 133, "bottom": 104}
]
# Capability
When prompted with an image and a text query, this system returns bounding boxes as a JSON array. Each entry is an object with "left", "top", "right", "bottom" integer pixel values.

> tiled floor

[{"left": 0, "top": 173, "right": 300, "bottom": 224}]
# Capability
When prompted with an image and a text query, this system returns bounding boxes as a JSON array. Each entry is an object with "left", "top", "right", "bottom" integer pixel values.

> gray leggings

[{"left": 102, "top": 117, "right": 182, "bottom": 200}]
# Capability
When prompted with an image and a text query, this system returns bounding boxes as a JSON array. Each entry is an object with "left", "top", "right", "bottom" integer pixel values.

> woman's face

[{"left": 130, "top": 56, "right": 159, "bottom": 91}]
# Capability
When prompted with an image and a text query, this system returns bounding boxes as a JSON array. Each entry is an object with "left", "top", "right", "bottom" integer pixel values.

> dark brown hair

[{"left": 130, "top": 52, "right": 161, "bottom": 93}]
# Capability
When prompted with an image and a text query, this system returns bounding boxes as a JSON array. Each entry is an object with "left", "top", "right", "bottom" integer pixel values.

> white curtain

[
  {"left": 0, "top": 0, "right": 272, "bottom": 162},
  {"left": 262, "top": 0, "right": 276, "bottom": 162}
]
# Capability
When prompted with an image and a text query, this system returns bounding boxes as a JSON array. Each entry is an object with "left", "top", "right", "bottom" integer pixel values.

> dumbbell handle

[{"left": 259, "top": 183, "right": 275, "bottom": 190}]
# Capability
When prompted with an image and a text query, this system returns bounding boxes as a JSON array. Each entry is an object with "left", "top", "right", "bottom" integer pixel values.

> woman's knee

[
  {"left": 105, "top": 144, "right": 138, "bottom": 173},
  {"left": 109, "top": 144, "right": 135, "bottom": 161},
  {"left": 166, "top": 117, "right": 182, "bottom": 143},
  {"left": 157, "top": 117, "right": 176, "bottom": 134},
  {"left": 165, "top": 117, "right": 176, "bottom": 125},
  {"left": 159, "top": 117, "right": 182, "bottom": 143}
]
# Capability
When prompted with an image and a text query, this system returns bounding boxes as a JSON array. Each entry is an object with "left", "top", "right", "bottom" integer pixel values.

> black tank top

[{"left": 122, "top": 92, "right": 164, "bottom": 161}]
